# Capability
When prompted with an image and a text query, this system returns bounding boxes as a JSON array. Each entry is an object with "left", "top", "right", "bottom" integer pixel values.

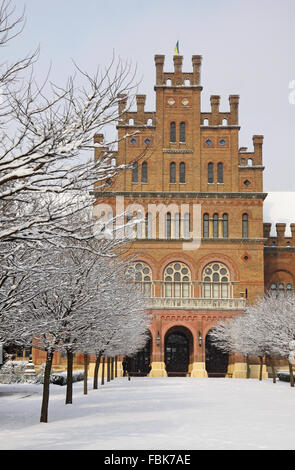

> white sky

[{"left": 8, "top": 0, "right": 295, "bottom": 225}]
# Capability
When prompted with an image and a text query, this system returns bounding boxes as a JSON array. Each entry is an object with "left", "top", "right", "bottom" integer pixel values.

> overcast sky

[{"left": 8, "top": 0, "right": 295, "bottom": 229}]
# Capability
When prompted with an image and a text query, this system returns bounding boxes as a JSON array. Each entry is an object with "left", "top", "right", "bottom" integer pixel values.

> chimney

[
  {"left": 210, "top": 95, "right": 220, "bottom": 125},
  {"left": 192, "top": 55, "right": 202, "bottom": 85},
  {"left": 154, "top": 55, "right": 165, "bottom": 85},
  {"left": 276, "top": 223, "right": 286, "bottom": 246},
  {"left": 117, "top": 94, "right": 128, "bottom": 124},
  {"left": 263, "top": 223, "right": 272, "bottom": 240},
  {"left": 173, "top": 55, "right": 183, "bottom": 85},
  {"left": 253, "top": 135, "right": 264, "bottom": 165},
  {"left": 229, "top": 95, "right": 239, "bottom": 125},
  {"left": 136, "top": 95, "right": 146, "bottom": 124}
]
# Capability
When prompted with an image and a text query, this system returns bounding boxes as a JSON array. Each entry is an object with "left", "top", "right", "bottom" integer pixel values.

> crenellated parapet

[
  {"left": 201, "top": 94, "right": 240, "bottom": 127},
  {"left": 264, "top": 222, "right": 295, "bottom": 247},
  {"left": 117, "top": 93, "right": 155, "bottom": 127},
  {"left": 154, "top": 54, "right": 202, "bottom": 87}
]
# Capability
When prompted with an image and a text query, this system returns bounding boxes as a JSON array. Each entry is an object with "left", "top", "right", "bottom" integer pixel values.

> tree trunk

[
  {"left": 107, "top": 357, "right": 110, "bottom": 382},
  {"left": 289, "top": 361, "right": 294, "bottom": 388},
  {"left": 101, "top": 356, "right": 105, "bottom": 386},
  {"left": 115, "top": 356, "right": 117, "bottom": 378},
  {"left": 66, "top": 350, "right": 73, "bottom": 404},
  {"left": 259, "top": 356, "right": 263, "bottom": 381},
  {"left": 93, "top": 352, "right": 102, "bottom": 390},
  {"left": 246, "top": 355, "right": 250, "bottom": 379},
  {"left": 84, "top": 353, "right": 88, "bottom": 395},
  {"left": 40, "top": 350, "right": 54, "bottom": 423},
  {"left": 111, "top": 357, "right": 114, "bottom": 380},
  {"left": 269, "top": 356, "right": 276, "bottom": 384}
]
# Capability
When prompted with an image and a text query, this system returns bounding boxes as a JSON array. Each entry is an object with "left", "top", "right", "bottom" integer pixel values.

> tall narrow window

[
  {"left": 170, "top": 162, "right": 176, "bottom": 183},
  {"left": 141, "top": 162, "right": 148, "bottom": 183},
  {"left": 175, "top": 213, "right": 180, "bottom": 239},
  {"left": 217, "top": 162, "right": 223, "bottom": 184},
  {"left": 208, "top": 163, "right": 214, "bottom": 184},
  {"left": 242, "top": 213, "right": 248, "bottom": 238},
  {"left": 165, "top": 212, "right": 171, "bottom": 239},
  {"left": 145, "top": 212, "right": 152, "bottom": 239},
  {"left": 203, "top": 213, "right": 209, "bottom": 238},
  {"left": 179, "top": 162, "right": 186, "bottom": 183},
  {"left": 170, "top": 122, "right": 176, "bottom": 143},
  {"left": 213, "top": 213, "right": 219, "bottom": 238},
  {"left": 180, "top": 122, "right": 186, "bottom": 142},
  {"left": 132, "top": 162, "right": 138, "bottom": 183},
  {"left": 184, "top": 213, "right": 190, "bottom": 239},
  {"left": 222, "top": 213, "right": 228, "bottom": 238}
]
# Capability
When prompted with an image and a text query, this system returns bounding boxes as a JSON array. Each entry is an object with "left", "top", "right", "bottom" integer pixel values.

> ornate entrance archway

[
  {"left": 164, "top": 327, "right": 193, "bottom": 376},
  {"left": 205, "top": 329, "right": 229, "bottom": 377}
]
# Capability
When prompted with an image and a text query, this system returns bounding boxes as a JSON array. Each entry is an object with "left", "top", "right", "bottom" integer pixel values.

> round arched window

[
  {"left": 202, "top": 262, "right": 231, "bottom": 299},
  {"left": 127, "top": 262, "right": 152, "bottom": 296},
  {"left": 164, "top": 262, "right": 191, "bottom": 298}
]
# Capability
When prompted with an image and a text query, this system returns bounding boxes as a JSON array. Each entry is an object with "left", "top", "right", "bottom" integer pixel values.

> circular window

[
  {"left": 144, "top": 138, "right": 151, "bottom": 145},
  {"left": 130, "top": 138, "right": 137, "bottom": 145},
  {"left": 205, "top": 139, "right": 213, "bottom": 146},
  {"left": 219, "top": 139, "right": 226, "bottom": 146}
]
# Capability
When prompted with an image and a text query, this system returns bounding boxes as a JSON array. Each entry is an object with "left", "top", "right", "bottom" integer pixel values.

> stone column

[
  {"left": 148, "top": 326, "right": 167, "bottom": 377},
  {"left": 190, "top": 326, "right": 208, "bottom": 378}
]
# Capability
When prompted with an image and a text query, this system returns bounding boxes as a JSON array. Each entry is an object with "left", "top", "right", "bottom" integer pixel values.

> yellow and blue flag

[{"left": 174, "top": 41, "right": 179, "bottom": 55}]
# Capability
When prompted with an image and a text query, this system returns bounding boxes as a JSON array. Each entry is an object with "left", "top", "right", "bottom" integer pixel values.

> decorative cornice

[{"left": 93, "top": 191, "right": 268, "bottom": 200}]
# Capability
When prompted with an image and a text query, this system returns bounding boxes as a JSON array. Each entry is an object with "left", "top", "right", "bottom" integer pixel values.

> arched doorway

[
  {"left": 164, "top": 327, "right": 193, "bottom": 377},
  {"left": 127, "top": 334, "right": 151, "bottom": 376},
  {"left": 205, "top": 329, "right": 229, "bottom": 377}
]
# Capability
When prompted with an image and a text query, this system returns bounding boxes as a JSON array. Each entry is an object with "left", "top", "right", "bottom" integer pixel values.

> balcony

[{"left": 148, "top": 297, "right": 246, "bottom": 310}]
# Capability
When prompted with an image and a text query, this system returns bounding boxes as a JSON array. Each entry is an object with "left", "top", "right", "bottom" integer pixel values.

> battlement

[
  {"left": 238, "top": 135, "right": 264, "bottom": 167},
  {"left": 264, "top": 223, "right": 295, "bottom": 247},
  {"left": 201, "top": 94, "right": 240, "bottom": 126},
  {"left": 117, "top": 93, "right": 155, "bottom": 127},
  {"left": 154, "top": 54, "right": 202, "bottom": 87}
]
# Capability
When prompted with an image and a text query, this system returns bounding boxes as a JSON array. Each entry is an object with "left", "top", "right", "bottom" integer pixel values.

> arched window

[
  {"left": 217, "top": 162, "right": 223, "bottom": 184},
  {"left": 222, "top": 214, "right": 228, "bottom": 238},
  {"left": 132, "top": 162, "right": 138, "bottom": 183},
  {"left": 180, "top": 122, "right": 186, "bottom": 142},
  {"left": 164, "top": 262, "right": 191, "bottom": 298},
  {"left": 203, "top": 262, "right": 231, "bottom": 299},
  {"left": 203, "top": 118, "right": 209, "bottom": 126},
  {"left": 127, "top": 262, "right": 152, "bottom": 296},
  {"left": 242, "top": 213, "right": 248, "bottom": 238},
  {"left": 170, "top": 162, "right": 176, "bottom": 183},
  {"left": 270, "top": 283, "right": 277, "bottom": 297},
  {"left": 208, "top": 163, "right": 214, "bottom": 184},
  {"left": 213, "top": 213, "right": 219, "bottom": 238},
  {"left": 170, "top": 122, "right": 176, "bottom": 142},
  {"left": 203, "top": 213, "right": 209, "bottom": 238},
  {"left": 179, "top": 162, "right": 186, "bottom": 183},
  {"left": 141, "top": 162, "right": 148, "bottom": 183},
  {"left": 184, "top": 213, "right": 190, "bottom": 239},
  {"left": 248, "top": 158, "right": 253, "bottom": 167},
  {"left": 222, "top": 118, "right": 228, "bottom": 126},
  {"left": 165, "top": 212, "right": 171, "bottom": 239}
]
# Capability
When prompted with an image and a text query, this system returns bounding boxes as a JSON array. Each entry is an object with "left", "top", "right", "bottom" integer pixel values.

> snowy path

[{"left": 0, "top": 377, "right": 295, "bottom": 450}]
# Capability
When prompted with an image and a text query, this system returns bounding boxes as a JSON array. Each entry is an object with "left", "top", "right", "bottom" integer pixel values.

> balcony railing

[{"left": 148, "top": 297, "right": 246, "bottom": 310}]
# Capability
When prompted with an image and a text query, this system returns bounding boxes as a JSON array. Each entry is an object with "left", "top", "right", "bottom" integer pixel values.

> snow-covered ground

[{"left": 0, "top": 377, "right": 295, "bottom": 450}]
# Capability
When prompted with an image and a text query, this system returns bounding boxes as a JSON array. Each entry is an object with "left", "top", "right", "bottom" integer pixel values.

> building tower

[{"left": 94, "top": 54, "right": 267, "bottom": 378}]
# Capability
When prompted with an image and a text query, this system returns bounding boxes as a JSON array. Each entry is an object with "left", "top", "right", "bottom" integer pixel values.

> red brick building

[{"left": 91, "top": 53, "right": 295, "bottom": 379}]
